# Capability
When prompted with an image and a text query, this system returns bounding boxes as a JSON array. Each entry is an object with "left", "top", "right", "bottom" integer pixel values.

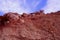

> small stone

[
  {"left": 20, "top": 19, "right": 25, "bottom": 23},
  {"left": 6, "top": 21, "right": 10, "bottom": 23}
]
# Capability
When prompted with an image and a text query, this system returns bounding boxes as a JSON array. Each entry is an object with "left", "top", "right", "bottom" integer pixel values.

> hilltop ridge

[{"left": 0, "top": 11, "right": 60, "bottom": 40}]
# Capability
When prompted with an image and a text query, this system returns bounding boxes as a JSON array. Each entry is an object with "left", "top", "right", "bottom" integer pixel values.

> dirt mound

[{"left": 0, "top": 11, "right": 60, "bottom": 40}]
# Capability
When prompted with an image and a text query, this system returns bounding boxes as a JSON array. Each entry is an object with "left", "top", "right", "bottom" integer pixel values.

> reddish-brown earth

[{"left": 0, "top": 11, "right": 60, "bottom": 40}]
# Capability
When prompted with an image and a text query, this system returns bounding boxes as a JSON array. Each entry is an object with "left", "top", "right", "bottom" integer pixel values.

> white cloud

[
  {"left": 32, "top": 0, "right": 41, "bottom": 8},
  {"left": 30, "top": 0, "right": 40, "bottom": 8},
  {"left": 23, "top": 0, "right": 27, "bottom": 5},
  {"left": 0, "top": 0, "right": 31, "bottom": 15},
  {"left": 42, "top": 0, "right": 60, "bottom": 13}
]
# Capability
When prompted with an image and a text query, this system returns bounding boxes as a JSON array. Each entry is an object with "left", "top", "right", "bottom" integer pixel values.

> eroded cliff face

[{"left": 0, "top": 11, "right": 60, "bottom": 40}]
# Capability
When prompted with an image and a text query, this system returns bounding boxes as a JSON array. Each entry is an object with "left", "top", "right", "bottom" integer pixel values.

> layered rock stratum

[{"left": 0, "top": 11, "right": 60, "bottom": 40}]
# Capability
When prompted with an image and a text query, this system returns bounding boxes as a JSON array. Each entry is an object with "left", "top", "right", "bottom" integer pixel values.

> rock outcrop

[{"left": 0, "top": 11, "right": 60, "bottom": 40}]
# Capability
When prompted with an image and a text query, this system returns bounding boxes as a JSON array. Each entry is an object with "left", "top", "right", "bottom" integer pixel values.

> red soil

[{"left": 0, "top": 11, "right": 60, "bottom": 40}]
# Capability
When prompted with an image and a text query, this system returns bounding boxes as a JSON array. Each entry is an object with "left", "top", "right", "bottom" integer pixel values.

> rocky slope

[{"left": 0, "top": 11, "right": 60, "bottom": 40}]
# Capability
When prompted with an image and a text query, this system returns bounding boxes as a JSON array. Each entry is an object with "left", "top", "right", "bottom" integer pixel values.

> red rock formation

[{"left": 0, "top": 11, "right": 60, "bottom": 40}]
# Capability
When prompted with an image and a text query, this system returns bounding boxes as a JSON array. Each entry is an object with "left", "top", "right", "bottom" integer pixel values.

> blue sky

[{"left": 0, "top": 0, "right": 60, "bottom": 16}]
